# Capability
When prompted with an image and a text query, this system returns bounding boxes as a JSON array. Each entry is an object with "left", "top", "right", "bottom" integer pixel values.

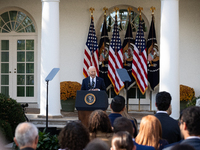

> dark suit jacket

[
  {"left": 81, "top": 76, "right": 106, "bottom": 91},
  {"left": 134, "top": 141, "right": 155, "bottom": 150},
  {"left": 180, "top": 138, "right": 200, "bottom": 150},
  {"left": 155, "top": 112, "right": 181, "bottom": 144}
]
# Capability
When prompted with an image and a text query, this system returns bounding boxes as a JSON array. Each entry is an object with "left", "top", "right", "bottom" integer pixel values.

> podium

[{"left": 75, "top": 90, "right": 108, "bottom": 127}]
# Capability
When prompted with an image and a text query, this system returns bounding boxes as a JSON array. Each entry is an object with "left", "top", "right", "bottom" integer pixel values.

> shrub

[
  {"left": 37, "top": 129, "right": 59, "bottom": 150},
  {"left": 0, "top": 120, "right": 13, "bottom": 143},
  {"left": 0, "top": 93, "right": 26, "bottom": 137}
]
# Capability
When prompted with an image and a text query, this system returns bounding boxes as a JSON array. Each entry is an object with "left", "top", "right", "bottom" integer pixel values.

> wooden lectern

[{"left": 75, "top": 90, "right": 108, "bottom": 127}]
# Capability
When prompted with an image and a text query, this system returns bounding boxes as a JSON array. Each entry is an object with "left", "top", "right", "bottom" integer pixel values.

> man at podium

[{"left": 81, "top": 66, "right": 106, "bottom": 91}]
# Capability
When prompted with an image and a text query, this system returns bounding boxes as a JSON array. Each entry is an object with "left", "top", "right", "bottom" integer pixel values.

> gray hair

[{"left": 15, "top": 122, "right": 38, "bottom": 147}]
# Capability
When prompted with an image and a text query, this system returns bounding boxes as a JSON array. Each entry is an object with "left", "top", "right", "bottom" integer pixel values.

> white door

[{"left": 0, "top": 37, "right": 37, "bottom": 102}]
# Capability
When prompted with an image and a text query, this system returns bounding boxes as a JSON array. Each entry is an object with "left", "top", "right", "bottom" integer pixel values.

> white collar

[
  {"left": 90, "top": 76, "right": 96, "bottom": 82},
  {"left": 157, "top": 111, "right": 168, "bottom": 114},
  {"left": 186, "top": 136, "right": 200, "bottom": 140}
]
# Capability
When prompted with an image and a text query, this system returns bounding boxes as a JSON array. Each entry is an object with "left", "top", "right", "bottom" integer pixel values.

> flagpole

[
  {"left": 137, "top": 7, "right": 143, "bottom": 111},
  {"left": 149, "top": 7, "right": 156, "bottom": 111}
]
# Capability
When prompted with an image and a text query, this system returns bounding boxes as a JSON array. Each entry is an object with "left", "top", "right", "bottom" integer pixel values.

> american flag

[
  {"left": 83, "top": 17, "right": 99, "bottom": 77},
  {"left": 132, "top": 18, "right": 148, "bottom": 94},
  {"left": 108, "top": 18, "right": 124, "bottom": 95}
]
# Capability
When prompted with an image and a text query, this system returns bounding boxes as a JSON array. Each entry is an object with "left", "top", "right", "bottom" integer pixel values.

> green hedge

[{"left": 0, "top": 93, "right": 26, "bottom": 142}]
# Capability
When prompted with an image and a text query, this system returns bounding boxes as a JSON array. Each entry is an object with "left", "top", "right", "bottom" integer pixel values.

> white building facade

[{"left": 0, "top": 0, "right": 199, "bottom": 119}]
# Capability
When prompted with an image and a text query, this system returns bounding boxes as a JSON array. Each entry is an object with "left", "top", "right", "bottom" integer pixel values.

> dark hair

[
  {"left": 156, "top": 91, "right": 171, "bottom": 111},
  {"left": 181, "top": 106, "right": 200, "bottom": 136},
  {"left": 111, "top": 95, "right": 125, "bottom": 112},
  {"left": 58, "top": 121, "right": 90, "bottom": 150},
  {"left": 85, "top": 138, "right": 109, "bottom": 150},
  {"left": 112, "top": 131, "right": 134, "bottom": 150},
  {"left": 88, "top": 109, "right": 112, "bottom": 133},
  {"left": 113, "top": 117, "right": 133, "bottom": 137},
  {"left": 171, "top": 144, "right": 195, "bottom": 150}
]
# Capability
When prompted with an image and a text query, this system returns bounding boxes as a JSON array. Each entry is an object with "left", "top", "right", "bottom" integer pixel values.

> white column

[
  {"left": 40, "top": 0, "right": 61, "bottom": 117},
  {"left": 160, "top": 0, "right": 179, "bottom": 119}
]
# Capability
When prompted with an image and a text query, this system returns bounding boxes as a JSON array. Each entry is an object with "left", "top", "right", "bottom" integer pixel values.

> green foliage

[
  {"left": 187, "top": 95, "right": 200, "bottom": 107},
  {"left": 37, "top": 129, "right": 59, "bottom": 150},
  {"left": 0, "top": 93, "right": 26, "bottom": 137},
  {"left": 0, "top": 120, "right": 13, "bottom": 143}
]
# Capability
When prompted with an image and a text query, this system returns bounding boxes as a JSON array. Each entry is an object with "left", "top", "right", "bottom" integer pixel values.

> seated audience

[
  {"left": 85, "top": 138, "right": 110, "bottom": 150},
  {"left": 108, "top": 95, "right": 137, "bottom": 137},
  {"left": 135, "top": 115, "right": 168, "bottom": 150},
  {"left": 58, "top": 121, "right": 90, "bottom": 150},
  {"left": 113, "top": 116, "right": 155, "bottom": 150},
  {"left": 171, "top": 144, "right": 195, "bottom": 150},
  {"left": 14, "top": 122, "right": 38, "bottom": 150},
  {"left": 155, "top": 91, "right": 181, "bottom": 144},
  {"left": 111, "top": 131, "right": 136, "bottom": 150},
  {"left": 88, "top": 109, "right": 113, "bottom": 147},
  {"left": 164, "top": 106, "right": 200, "bottom": 150}
]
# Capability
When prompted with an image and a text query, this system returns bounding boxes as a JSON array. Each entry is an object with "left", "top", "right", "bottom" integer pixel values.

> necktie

[{"left": 92, "top": 78, "right": 95, "bottom": 88}]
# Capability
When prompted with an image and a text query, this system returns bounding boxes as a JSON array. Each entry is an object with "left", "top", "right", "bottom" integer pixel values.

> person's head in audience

[
  {"left": 111, "top": 131, "right": 136, "bottom": 150},
  {"left": 58, "top": 121, "right": 90, "bottom": 150},
  {"left": 135, "top": 115, "right": 162, "bottom": 150},
  {"left": 88, "top": 109, "right": 112, "bottom": 133},
  {"left": 110, "top": 95, "right": 125, "bottom": 113},
  {"left": 156, "top": 91, "right": 171, "bottom": 111},
  {"left": 14, "top": 122, "right": 38, "bottom": 150},
  {"left": 113, "top": 117, "right": 134, "bottom": 137},
  {"left": 171, "top": 144, "right": 195, "bottom": 150},
  {"left": 179, "top": 106, "right": 200, "bottom": 139},
  {"left": 85, "top": 138, "right": 110, "bottom": 150}
]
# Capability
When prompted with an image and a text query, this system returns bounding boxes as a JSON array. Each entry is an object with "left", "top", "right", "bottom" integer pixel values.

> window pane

[
  {"left": 0, "top": 19, "right": 5, "bottom": 27},
  {"left": 3, "top": 24, "right": 10, "bottom": 32},
  {"left": 11, "top": 21, "right": 15, "bottom": 30},
  {"left": 17, "top": 52, "right": 25, "bottom": 62},
  {"left": 1, "top": 52, "right": 9, "bottom": 62},
  {"left": 1, "top": 75, "right": 9, "bottom": 85},
  {"left": 22, "top": 16, "right": 32, "bottom": 27},
  {"left": 18, "top": 29, "right": 25, "bottom": 33},
  {"left": 2, "top": 29, "right": 8, "bottom": 33},
  {"left": 17, "top": 40, "right": 25, "bottom": 50},
  {"left": 16, "top": 12, "right": 26, "bottom": 23},
  {"left": 128, "top": 88, "right": 136, "bottom": 98},
  {"left": 1, "top": 86, "right": 9, "bottom": 97},
  {"left": 26, "top": 52, "right": 34, "bottom": 62},
  {"left": 26, "top": 87, "right": 34, "bottom": 97},
  {"left": 17, "top": 75, "right": 25, "bottom": 85},
  {"left": 25, "top": 24, "right": 35, "bottom": 32},
  {"left": 16, "top": 25, "right": 24, "bottom": 32},
  {"left": 1, "top": 40, "right": 9, "bottom": 50},
  {"left": 1, "top": 63, "right": 9, "bottom": 73},
  {"left": 1, "top": 12, "right": 9, "bottom": 23},
  {"left": 26, "top": 63, "right": 34, "bottom": 73},
  {"left": 15, "top": 22, "right": 19, "bottom": 30},
  {"left": 9, "top": 11, "right": 17, "bottom": 21},
  {"left": 137, "top": 89, "right": 146, "bottom": 99},
  {"left": 26, "top": 75, "right": 34, "bottom": 85},
  {"left": 17, "top": 86, "right": 25, "bottom": 97},
  {"left": 17, "top": 63, "right": 25, "bottom": 73},
  {"left": 26, "top": 40, "right": 34, "bottom": 50},
  {"left": 6, "top": 22, "right": 11, "bottom": 31}
]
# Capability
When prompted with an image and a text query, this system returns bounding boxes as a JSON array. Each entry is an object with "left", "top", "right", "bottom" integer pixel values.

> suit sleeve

[
  {"left": 81, "top": 79, "right": 86, "bottom": 90},
  {"left": 100, "top": 78, "right": 106, "bottom": 91}
]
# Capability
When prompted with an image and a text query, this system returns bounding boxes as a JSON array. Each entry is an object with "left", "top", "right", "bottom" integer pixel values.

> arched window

[
  {"left": 0, "top": 11, "right": 35, "bottom": 33},
  {"left": 101, "top": 9, "right": 147, "bottom": 33}
]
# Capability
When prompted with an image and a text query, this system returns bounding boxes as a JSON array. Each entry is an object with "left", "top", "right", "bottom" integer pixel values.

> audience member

[
  {"left": 164, "top": 106, "right": 200, "bottom": 150},
  {"left": 108, "top": 95, "right": 137, "bottom": 137},
  {"left": 111, "top": 131, "right": 136, "bottom": 150},
  {"left": 171, "top": 144, "right": 195, "bottom": 150},
  {"left": 85, "top": 138, "right": 110, "bottom": 150},
  {"left": 58, "top": 121, "right": 90, "bottom": 150},
  {"left": 88, "top": 109, "right": 113, "bottom": 147},
  {"left": 155, "top": 91, "right": 181, "bottom": 144},
  {"left": 113, "top": 116, "right": 155, "bottom": 150},
  {"left": 135, "top": 115, "right": 168, "bottom": 150},
  {"left": 14, "top": 122, "right": 38, "bottom": 150}
]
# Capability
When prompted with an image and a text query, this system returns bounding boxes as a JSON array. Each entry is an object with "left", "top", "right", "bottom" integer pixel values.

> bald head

[
  {"left": 88, "top": 66, "right": 96, "bottom": 78},
  {"left": 14, "top": 122, "right": 38, "bottom": 149}
]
